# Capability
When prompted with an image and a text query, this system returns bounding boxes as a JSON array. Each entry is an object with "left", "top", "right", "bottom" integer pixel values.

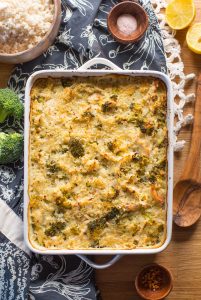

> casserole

[{"left": 24, "top": 58, "right": 174, "bottom": 269}]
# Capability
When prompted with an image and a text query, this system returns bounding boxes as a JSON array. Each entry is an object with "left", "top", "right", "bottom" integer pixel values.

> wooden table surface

[{"left": 0, "top": 1, "right": 201, "bottom": 299}]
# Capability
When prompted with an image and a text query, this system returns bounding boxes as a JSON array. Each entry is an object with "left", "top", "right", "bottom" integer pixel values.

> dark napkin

[{"left": 0, "top": 0, "right": 166, "bottom": 299}]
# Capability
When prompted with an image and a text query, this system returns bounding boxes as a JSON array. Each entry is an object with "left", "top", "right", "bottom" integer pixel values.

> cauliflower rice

[{"left": 0, "top": 0, "right": 54, "bottom": 54}]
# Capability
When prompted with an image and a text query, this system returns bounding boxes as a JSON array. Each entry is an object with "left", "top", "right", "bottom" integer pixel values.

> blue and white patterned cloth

[{"left": 0, "top": 0, "right": 166, "bottom": 299}]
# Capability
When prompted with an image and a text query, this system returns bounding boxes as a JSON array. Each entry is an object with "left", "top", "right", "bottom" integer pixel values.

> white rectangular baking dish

[{"left": 24, "top": 58, "right": 174, "bottom": 269}]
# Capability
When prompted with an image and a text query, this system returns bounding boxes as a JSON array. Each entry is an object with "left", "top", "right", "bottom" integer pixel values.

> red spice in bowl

[{"left": 135, "top": 264, "right": 173, "bottom": 300}]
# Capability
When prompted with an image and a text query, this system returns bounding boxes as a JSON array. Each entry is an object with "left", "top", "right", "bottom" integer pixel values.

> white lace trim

[{"left": 151, "top": 0, "right": 195, "bottom": 151}]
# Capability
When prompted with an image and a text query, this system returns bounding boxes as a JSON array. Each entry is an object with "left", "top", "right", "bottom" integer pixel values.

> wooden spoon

[{"left": 173, "top": 73, "right": 201, "bottom": 227}]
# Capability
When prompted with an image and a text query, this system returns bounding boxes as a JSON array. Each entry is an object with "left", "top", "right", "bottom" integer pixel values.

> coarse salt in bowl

[
  {"left": 107, "top": 1, "right": 149, "bottom": 44},
  {"left": 117, "top": 14, "right": 138, "bottom": 36}
]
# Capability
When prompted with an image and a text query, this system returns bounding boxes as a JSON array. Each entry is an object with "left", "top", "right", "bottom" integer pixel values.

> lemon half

[
  {"left": 187, "top": 23, "right": 201, "bottom": 54},
  {"left": 166, "top": 0, "right": 196, "bottom": 30}
]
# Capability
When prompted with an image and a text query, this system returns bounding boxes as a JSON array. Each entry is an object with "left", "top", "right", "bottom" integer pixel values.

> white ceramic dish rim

[{"left": 24, "top": 58, "right": 174, "bottom": 269}]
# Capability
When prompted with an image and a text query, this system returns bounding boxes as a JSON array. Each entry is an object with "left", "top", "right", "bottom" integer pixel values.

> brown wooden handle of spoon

[{"left": 181, "top": 73, "right": 201, "bottom": 181}]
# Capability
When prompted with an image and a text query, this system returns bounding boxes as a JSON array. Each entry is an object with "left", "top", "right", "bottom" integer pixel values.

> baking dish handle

[
  {"left": 77, "top": 254, "right": 123, "bottom": 270},
  {"left": 78, "top": 57, "right": 122, "bottom": 71}
]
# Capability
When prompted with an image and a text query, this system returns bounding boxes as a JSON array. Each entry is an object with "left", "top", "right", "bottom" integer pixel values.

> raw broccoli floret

[
  {"left": 0, "top": 88, "right": 24, "bottom": 123},
  {"left": 0, "top": 132, "right": 23, "bottom": 164}
]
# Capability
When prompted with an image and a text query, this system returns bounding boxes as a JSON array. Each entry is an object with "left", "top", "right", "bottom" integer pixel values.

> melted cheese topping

[{"left": 29, "top": 75, "right": 167, "bottom": 250}]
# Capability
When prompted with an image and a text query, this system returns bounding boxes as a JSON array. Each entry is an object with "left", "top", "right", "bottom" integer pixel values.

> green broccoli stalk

[
  {"left": 0, "top": 132, "right": 23, "bottom": 164},
  {"left": 0, "top": 88, "right": 24, "bottom": 123}
]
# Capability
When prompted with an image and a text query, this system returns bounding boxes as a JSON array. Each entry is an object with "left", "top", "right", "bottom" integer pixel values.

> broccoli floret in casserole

[
  {"left": 101, "top": 101, "right": 117, "bottom": 113},
  {"left": 88, "top": 207, "right": 120, "bottom": 234},
  {"left": 45, "top": 221, "right": 66, "bottom": 237},
  {"left": 46, "top": 160, "right": 61, "bottom": 173},
  {"left": 110, "top": 95, "right": 118, "bottom": 101},
  {"left": 105, "top": 207, "right": 120, "bottom": 220},
  {"left": 0, "top": 88, "right": 23, "bottom": 123},
  {"left": 107, "top": 141, "right": 116, "bottom": 152},
  {"left": 56, "top": 198, "right": 72, "bottom": 214},
  {"left": 0, "top": 132, "right": 23, "bottom": 164},
  {"left": 82, "top": 111, "right": 95, "bottom": 119},
  {"left": 68, "top": 138, "right": 85, "bottom": 158},
  {"left": 88, "top": 217, "right": 106, "bottom": 234},
  {"left": 132, "top": 152, "right": 149, "bottom": 166}
]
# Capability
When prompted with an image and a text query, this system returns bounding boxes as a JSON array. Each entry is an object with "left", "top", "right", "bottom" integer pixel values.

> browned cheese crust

[{"left": 28, "top": 75, "right": 167, "bottom": 250}]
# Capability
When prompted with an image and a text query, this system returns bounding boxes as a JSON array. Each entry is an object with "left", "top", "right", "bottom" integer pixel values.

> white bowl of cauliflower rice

[{"left": 0, "top": 0, "right": 61, "bottom": 64}]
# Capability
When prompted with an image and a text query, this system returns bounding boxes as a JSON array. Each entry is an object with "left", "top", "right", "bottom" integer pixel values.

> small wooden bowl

[
  {"left": 107, "top": 1, "right": 149, "bottom": 44},
  {"left": 135, "top": 264, "right": 173, "bottom": 300},
  {"left": 0, "top": 0, "right": 61, "bottom": 64}
]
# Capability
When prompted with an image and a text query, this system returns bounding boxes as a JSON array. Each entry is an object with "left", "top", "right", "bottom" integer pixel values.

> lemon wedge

[
  {"left": 187, "top": 23, "right": 201, "bottom": 54},
  {"left": 166, "top": 0, "right": 196, "bottom": 30}
]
